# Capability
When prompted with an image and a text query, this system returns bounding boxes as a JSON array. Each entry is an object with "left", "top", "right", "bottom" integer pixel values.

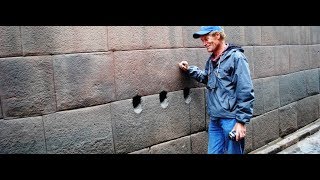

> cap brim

[{"left": 193, "top": 30, "right": 211, "bottom": 39}]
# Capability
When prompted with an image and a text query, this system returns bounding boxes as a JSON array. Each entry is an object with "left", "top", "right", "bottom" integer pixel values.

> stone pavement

[
  {"left": 278, "top": 129, "right": 320, "bottom": 154},
  {"left": 249, "top": 118, "right": 320, "bottom": 154}
]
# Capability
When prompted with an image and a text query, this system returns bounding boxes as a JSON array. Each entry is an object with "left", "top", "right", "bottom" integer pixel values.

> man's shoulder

[
  {"left": 230, "top": 50, "right": 249, "bottom": 64},
  {"left": 228, "top": 49, "right": 244, "bottom": 58}
]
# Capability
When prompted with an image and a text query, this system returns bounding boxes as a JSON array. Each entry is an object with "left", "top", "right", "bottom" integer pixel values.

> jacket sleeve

[
  {"left": 234, "top": 55, "right": 254, "bottom": 124},
  {"left": 187, "top": 60, "right": 209, "bottom": 84}
]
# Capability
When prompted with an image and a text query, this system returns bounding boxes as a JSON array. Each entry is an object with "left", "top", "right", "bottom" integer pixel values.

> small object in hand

[{"left": 229, "top": 130, "right": 236, "bottom": 141}]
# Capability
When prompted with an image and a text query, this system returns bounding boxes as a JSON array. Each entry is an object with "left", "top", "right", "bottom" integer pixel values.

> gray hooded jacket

[{"left": 188, "top": 44, "right": 254, "bottom": 124}]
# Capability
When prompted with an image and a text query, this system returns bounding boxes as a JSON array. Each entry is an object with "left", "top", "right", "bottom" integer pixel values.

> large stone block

[
  {"left": 114, "top": 48, "right": 206, "bottom": 100},
  {"left": 309, "top": 44, "right": 320, "bottom": 69},
  {"left": 289, "top": 26, "right": 303, "bottom": 45},
  {"left": 190, "top": 131, "right": 207, "bottom": 154},
  {"left": 149, "top": 136, "right": 191, "bottom": 154},
  {"left": 300, "top": 26, "right": 311, "bottom": 45},
  {"left": 21, "top": 26, "right": 108, "bottom": 55},
  {"left": 242, "top": 46, "right": 254, "bottom": 79},
  {"left": 0, "top": 98, "right": 2, "bottom": 119},
  {"left": 0, "top": 56, "right": 56, "bottom": 119},
  {"left": 108, "top": 26, "right": 183, "bottom": 51},
  {"left": 253, "top": 79, "right": 264, "bottom": 116},
  {"left": 289, "top": 26, "right": 311, "bottom": 45},
  {"left": 279, "top": 71, "right": 307, "bottom": 106},
  {"left": 244, "top": 121, "right": 253, "bottom": 153},
  {"left": 111, "top": 90, "right": 190, "bottom": 154},
  {"left": 263, "top": 76, "right": 280, "bottom": 112},
  {"left": 53, "top": 52, "right": 116, "bottom": 111},
  {"left": 0, "top": 26, "right": 22, "bottom": 57},
  {"left": 253, "top": 46, "right": 275, "bottom": 78},
  {"left": 223, "top": 26, "right": 245, "bottom": 46},
  {"left": 43, "top": 104, "right": 114, "bottom": 154},
  {"left": 244, "top": 26, "right": 261, "bottom": 46},
  {"left": 0, "top": 116, "right": 46, "bottom": 154},
  {"left": 252, "top": 109, "right": 279, "bottom": 149},
  {"left": 182, "top": 26, "right": 203, "bottom": 48},
  {"left": 261, "top": 26, "right": 290, "bottom": 45},
  {"left": 289, "top": 45, "right": 310, "bottom": 73},
  {"left": 274, "top": 45, "right": 290, "bottom": 76},
  {"left": 311, "top": 26, "right": 320, "bottom": 44},
  {"left": 279, "top": 102, "right": 298, "bottom": 137},
  {"left": 297, "top": 95, "right": 319, "bottom": 129},
  {"left": 304, "top": 69, "right": 319, "bottom": 96},
  {"left": 189, "top": 88, "right": 206, "bottom": 133}
]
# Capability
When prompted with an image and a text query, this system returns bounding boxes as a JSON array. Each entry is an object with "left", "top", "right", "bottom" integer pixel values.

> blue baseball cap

[{"left": 193, "top": 26, "right": 223, "bottom": 39}]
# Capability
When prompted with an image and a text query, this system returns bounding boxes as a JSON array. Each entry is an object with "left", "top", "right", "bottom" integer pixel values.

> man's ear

[{"left": 215, "top": 32, "right": 221, "bottom": 40}]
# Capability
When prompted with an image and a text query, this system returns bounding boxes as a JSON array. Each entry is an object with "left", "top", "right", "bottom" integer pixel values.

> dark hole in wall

[
  {"left": 183, "top": 87, "right": 190, "bottom": 99},
  {"left": 132, "top": 95, "right": 141, "bottom": 108},
  {"left": 159, "top": 91, "right": 167, "bottom": 103}
]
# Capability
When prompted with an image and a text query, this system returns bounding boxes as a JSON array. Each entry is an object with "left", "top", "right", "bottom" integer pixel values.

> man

[{"left": 178, "top": 26, "right": 254, "bottom": 154}]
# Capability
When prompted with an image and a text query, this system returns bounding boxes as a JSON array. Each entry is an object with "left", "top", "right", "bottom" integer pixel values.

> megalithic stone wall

[{"left": 0, "top": 26, "right": 319, "bottom": 154}]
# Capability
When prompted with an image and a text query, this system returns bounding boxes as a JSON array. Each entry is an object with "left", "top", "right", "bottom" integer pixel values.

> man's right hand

[{"left": 178, "top": 61, "right": 189, "bottom": 72}]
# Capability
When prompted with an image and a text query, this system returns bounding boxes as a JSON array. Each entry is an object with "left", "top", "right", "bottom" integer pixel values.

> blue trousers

[{"left": 208, "top": 118, "right": 245, "bottom": 154}]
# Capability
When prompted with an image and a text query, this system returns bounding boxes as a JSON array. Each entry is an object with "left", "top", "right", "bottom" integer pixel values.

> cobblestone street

[{"left": 278, "top": 130, "right": 320, "bottom": 154}]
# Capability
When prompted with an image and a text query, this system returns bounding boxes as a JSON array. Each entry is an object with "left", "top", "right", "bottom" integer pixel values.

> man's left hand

[{"left": 232, "top": 122, "right": 246, "bottom": 141}]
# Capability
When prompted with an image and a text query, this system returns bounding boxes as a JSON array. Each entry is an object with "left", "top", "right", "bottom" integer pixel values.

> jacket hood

[
  {"left": 213, "top": 44, "right": 243, "bottom": 64},
  {"left": 224, "top": 44, "right": 244, "bottom": 57},
  {"left": 210, "top": 44, "right": 244, "bottom": 63}
]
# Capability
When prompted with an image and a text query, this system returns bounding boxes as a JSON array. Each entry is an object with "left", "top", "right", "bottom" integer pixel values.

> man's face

[{"left": 200, "top": 33, "right": 220, "bottom": 52}]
